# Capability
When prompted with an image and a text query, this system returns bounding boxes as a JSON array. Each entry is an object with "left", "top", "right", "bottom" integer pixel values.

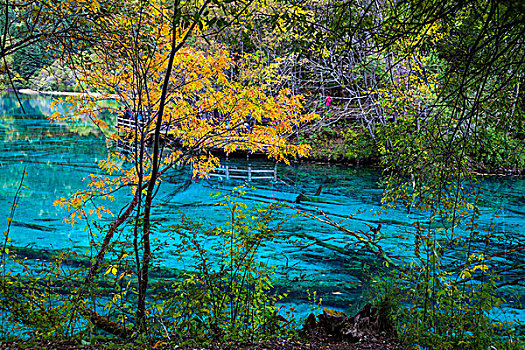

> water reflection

[{"left": 0, "top": 93, "right": 523, "bottom": 321}]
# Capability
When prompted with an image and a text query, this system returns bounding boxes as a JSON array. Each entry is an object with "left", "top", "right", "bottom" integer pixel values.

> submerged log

[{"left": 80, "top": 307, "right": 134, "bottom": 339}]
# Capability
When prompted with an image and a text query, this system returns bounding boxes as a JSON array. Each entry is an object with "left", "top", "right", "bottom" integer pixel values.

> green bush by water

[
  {"left": 369, "top": 245, "right": 524, "bottom": 349},
  {"left": 158, "top": 197, "right": 296, "bottom": 345},
  {"left": 0, "top": 193, "right": 297, "bottom": 346}
]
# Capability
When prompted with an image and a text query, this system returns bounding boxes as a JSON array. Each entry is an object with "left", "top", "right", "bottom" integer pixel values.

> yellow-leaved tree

[{"left": 48, "top": 0, "right": 317, "bottom": 335}]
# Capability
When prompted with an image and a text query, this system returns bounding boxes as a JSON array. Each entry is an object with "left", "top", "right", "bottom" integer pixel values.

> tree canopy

[{"left": 1, "top": 0, "right": 524, "bottom": 347}]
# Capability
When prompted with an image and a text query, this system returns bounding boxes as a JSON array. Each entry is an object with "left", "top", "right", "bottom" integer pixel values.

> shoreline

[
  {"left": 17, "top": 88, "right": 117, "bottom": 98},
  {"left": 7, "top": 89, "right": 525, "bottom": 176}
]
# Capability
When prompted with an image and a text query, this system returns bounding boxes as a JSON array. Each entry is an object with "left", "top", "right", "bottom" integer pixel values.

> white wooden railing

[
  {"left": 207, "top": 164, "right": 277, "bottom": 181},
  {"left": 116, "top": 115, "right": 145, "bottom": 129}
]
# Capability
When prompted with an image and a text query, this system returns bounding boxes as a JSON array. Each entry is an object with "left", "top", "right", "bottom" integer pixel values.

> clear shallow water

[{"left": 1, "top": 93, "right": 524, "bottom": 323}]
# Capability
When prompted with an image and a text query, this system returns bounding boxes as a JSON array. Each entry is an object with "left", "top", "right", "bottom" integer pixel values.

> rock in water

[
  {"left": 312, "top": 303, "right": 392, "bottom": 343},
  {"left": 317, "top": 308, "right": 348, "bottom": 337},
  {"left": 302, "top": 313, "right": 317, "bottom": 336}
]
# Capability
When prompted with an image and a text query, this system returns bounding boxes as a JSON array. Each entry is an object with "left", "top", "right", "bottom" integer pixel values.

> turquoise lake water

[{"left": 1, "top": 93, "right": 524, "bottom": 324}]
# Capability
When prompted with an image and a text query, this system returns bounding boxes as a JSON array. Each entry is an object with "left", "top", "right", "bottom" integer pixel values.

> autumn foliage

[
  {"left": 42, "top": 0, "right": 318, "bottom": 338},
  {"left": 49, "top": 0, "right": 317, "bottom": 222}
]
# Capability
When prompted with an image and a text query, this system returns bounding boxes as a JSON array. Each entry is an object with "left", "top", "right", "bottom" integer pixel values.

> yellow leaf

[
  {"left": 154, "top": 341, "right": 168, "bottom": 348},
  {"left": 91, "top": 0, "right": 100, "bottom": 12}
]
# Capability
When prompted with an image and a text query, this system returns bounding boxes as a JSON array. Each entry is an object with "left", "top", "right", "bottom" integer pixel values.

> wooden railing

[
  {"left": 207, "top": 164, "right": 277, "bottom": 181},
  {"left": 116, "top": 115, "right": 145, "bottom": 129},
  {"left": 115, "top": 113, "right": 274, "bottom": 162}
]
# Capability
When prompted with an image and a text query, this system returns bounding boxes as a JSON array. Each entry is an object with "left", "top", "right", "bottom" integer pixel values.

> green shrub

[
  {"left": 369, "top": 241, "right": 524, "bottom": 350},
  {"left": 153, "top": 196, "right": 296, "bottom": 345},
  {"left": 304, "top": 123, "right": 375, "bottom": 162}
]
